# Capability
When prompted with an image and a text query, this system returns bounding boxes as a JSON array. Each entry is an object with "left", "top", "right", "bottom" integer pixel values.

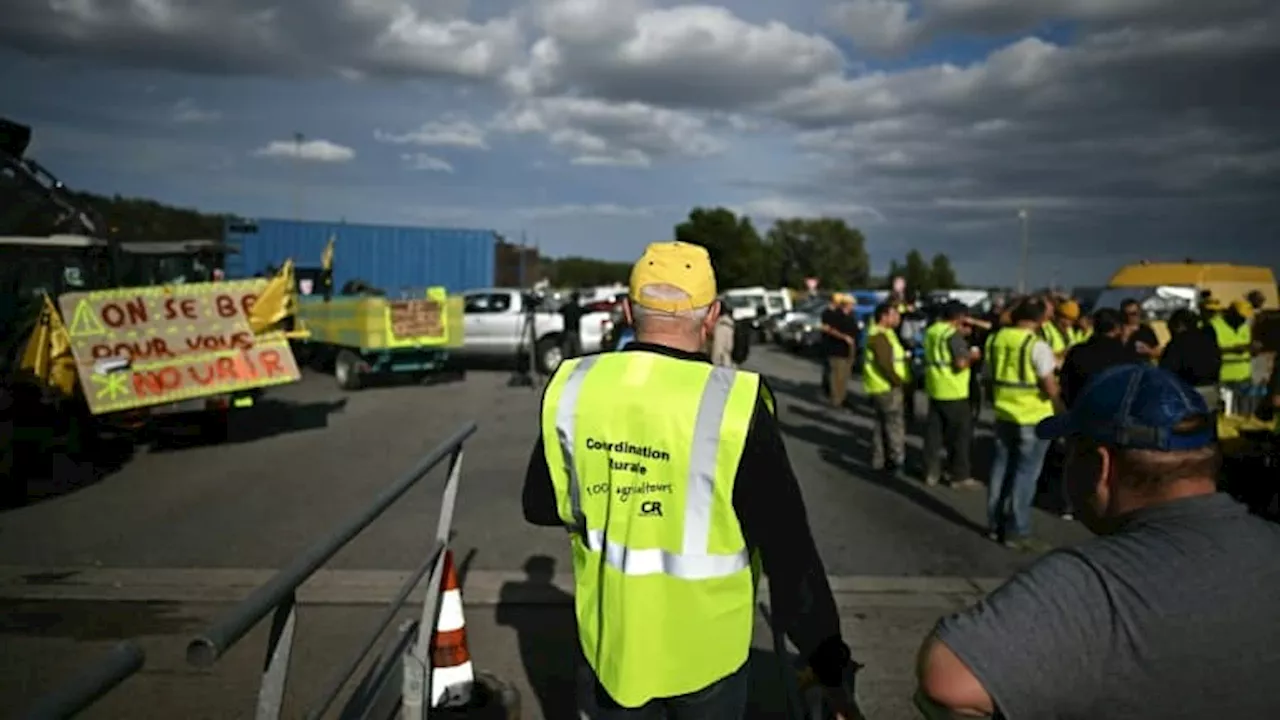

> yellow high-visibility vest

[
  {"left": 541, "top": 351, "right": 763, "bottom": 708},
  {"left": 987, "top": 326, "right": 1055, "bottom": 425},
  {"left": 923, "top": 322, "right": 969, "bottom": 401},
  {"left": 1209, "top": 316, "right": 1252, "bottom": 383},
  {"left": 863, "top": 325, "right": 909, "bottom": 395}
]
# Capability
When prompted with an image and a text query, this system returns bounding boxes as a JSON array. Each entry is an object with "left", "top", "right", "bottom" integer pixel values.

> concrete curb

[{"left": 0, "top": 566, "right": 1004, "bottom": 608}]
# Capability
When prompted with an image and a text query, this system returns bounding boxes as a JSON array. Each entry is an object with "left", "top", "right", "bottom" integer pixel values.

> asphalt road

[
  {"left": 0, "top": 344, "right": 1089, "bottom": 576},
  {"left": 0, "top": 344, "right": 1093, "bottom": 718}
]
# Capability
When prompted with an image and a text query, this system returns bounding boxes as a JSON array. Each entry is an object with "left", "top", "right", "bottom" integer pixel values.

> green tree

[
  {"left": 547, "top": 257, "right": 631, "bottom": 287},
  {"left": 929, "top": 253, "right": 958, "bottom": 290},
  {"left": 673, "top": 207, "right": 766, "bottom": 288},
  {"left": 903, "top": 249, "right": 933, "bottom": 294},
  {"left": 765, "top": 217, "right": 871, "bottom": 290}
]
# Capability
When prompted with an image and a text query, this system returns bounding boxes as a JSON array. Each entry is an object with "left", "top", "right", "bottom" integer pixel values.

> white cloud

[
  {"left": 401, "top": 152, "right": 455, "bottom": 172},
  {"left": 494, "top": 96, "right": 724, "bottom": 166},
  {"left": 252, "top": 138, "right": 356, "bottom": 163},
  {"left": 516, "top": 203, "right": 653, "bottom": 219},
  {"left": 511, "top": 1, "right": 846, "bottom": 109},
  {"left": 170, "top": 98, "right": 221, "bottom": 124},
  {"left": 375, "top": 119, "right": 489, "bottom": 149},
  {"left": 737, "top": 197, "right": 885, "bottom": 223}
]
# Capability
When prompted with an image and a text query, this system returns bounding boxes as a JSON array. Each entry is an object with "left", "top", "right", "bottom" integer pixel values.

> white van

[{"left": 723, "top": 286, "right": 792, "bottom": 321}]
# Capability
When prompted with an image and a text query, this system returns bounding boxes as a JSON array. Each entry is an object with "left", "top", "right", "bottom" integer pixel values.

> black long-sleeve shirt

[{"left": 522, "top": 341, "right": 852, "bottom": 686}]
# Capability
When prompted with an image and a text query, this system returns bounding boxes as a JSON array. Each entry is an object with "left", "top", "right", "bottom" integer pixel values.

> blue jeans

[
  {"left": 578, "top": 657, "right": 750, "bottom": 719},
  {"left": 987, "top": 421, "right": 1051, "bottom": 539}
]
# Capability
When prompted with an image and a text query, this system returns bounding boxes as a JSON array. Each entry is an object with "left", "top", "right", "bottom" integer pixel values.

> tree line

[{"left": 20, "top": 195, "right": 959, "bottom": 292}]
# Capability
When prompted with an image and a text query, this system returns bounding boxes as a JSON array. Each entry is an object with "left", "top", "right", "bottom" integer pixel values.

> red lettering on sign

[
  {"left": 89, "top": 338, "right": 174, "bottom": 361},
  {"left": 163, "top": 297, "right": 198, "bottom": 320},
  {"left": 260, "top": 349, "right": 284, "bottom": 377},
  {"left": 100, "top": 297, "right": 148, "bottom": 328},
  {"left": 214, "top": 293, "right": 259, "bottom": 319},
  {"left": 183, "top": 332, "right": 254, "bottom": 353},
  {"left": 131, "top": 367, "right": 182, "bottom": 396},
  {"left": 188, "top": 363, "right": 216, "bottom": 386}
]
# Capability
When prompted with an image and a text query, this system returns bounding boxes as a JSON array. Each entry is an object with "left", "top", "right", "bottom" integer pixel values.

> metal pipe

[
  {"left": 20, "top": 641, "right": 145, "bottom": 720},
  {"left": 186, "top": 422, "right": 479, "bottom": 667},
  {"left": 306, "top": 544, "right": 443, "bottom": 720}
]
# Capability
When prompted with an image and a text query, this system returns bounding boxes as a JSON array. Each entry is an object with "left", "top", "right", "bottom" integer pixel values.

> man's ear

[{"left": 1094, "top": 444, "right": 1115, "bottom": 509}]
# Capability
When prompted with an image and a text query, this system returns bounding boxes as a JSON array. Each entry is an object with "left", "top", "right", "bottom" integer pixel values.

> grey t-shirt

[{"left": 935, "top": 493, "right": 1280, "bottom": 719}]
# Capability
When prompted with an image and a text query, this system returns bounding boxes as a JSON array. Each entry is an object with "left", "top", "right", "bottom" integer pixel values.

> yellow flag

[
  {"left": 18, "top": 293, "right": 79, "bottom": 396},
  {"left": 248, "top": 258, "right": 297, "bottom": 334},
  {"left": 321, "top": 235, "right": 335, "bottom": 273}
]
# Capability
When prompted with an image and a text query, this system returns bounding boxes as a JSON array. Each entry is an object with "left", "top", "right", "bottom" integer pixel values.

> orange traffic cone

[{"left": 430, "top": 550, "right": 474, "bottom": 708}]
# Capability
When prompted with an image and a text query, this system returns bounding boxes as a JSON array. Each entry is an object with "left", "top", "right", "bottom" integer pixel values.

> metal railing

[
  {"left": 186, "top": 421, "right": 477, "bottom": 720},
  {"left": 19, "top": 641, "right": 146, "bottom": 719},
  {"left": 18, "top": 421, "right": 477, "bottom": 720}
]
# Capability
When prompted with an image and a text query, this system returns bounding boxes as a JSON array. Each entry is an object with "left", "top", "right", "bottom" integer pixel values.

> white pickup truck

[{"left": 458, "top": 288, "right": 611, "bottom": 373}]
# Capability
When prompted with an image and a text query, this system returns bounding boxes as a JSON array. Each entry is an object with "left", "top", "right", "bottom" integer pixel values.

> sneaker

[
  {"left": 986, "top": 531, "right": 1001, "bottom": 543},
  {"left": 950, "top": 478, "right": 983, "bottom": 490},
  {"left": 1060, "top": 512, "right": 1075, "bottom": 521},
  {"left": 924, "top": 474, "right": 940, "bottom": 487}
]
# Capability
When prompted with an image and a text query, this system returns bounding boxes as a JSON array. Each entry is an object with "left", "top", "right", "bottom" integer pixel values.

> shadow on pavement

[
  {"left": 778, "top": 406, "right": 989, "bottom": 538},
  {"left": 0, "top": 599, "right": 200, "bottom": 640},
  {"left": 150, "top": 397, "right": 350, "bottom": 451},
  {"left": 495, "top": 556, "right": 810, "bottom": 719}
]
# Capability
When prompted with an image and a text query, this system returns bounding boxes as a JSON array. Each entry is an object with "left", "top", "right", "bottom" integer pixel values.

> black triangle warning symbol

[{"left": 69, "top": 299, "right": 107, "bottom": 337}]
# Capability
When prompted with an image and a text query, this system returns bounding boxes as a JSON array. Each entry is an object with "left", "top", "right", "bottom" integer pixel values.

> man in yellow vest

[
  {"left": 521, "top": 242, "right": 860, "bottom": 718},
  {"left": 983, "top": 297, "right": 1061, "bottom": 552},
  {"left": 863, "top": 302, "right": 909, "bottom": 476},
  {"left": 1210, "top": 300, "right": 1258, "bottom": 415},
  {"left": 923, "top": 302, "right": 980, "bottom": 489},
  {"left": 1041, "top": 300, "right": 1086, "bottom": 359}
]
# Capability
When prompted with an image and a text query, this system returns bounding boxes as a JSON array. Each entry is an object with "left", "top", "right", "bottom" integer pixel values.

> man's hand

[{"left": 822, "top": 683, "right": 867, "bottom": 720}]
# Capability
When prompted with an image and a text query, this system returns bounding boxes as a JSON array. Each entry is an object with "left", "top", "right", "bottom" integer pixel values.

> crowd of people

[
  {"left": 819, "top": 287, "right": 1277, "bottom": 551},
  {"left": 524, "top": 242, "right": 1280, "bottom": 719}
]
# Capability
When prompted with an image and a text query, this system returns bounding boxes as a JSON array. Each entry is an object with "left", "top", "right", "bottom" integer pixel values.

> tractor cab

[{"left": 117, "top": 239, "right": 237, "bottom": 286}]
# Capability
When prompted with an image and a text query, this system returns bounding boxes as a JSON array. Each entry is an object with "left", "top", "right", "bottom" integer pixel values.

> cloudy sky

[{"left": 3, "top": 0, "right": 1278, "bottom": 286}]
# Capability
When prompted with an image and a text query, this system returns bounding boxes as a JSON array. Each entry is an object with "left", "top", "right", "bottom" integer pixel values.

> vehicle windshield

[
  {"left": 722, "top": 294, "right": 758, "bottom": 310},
  {"left": 120, "top": 254, "right": 216, "bottom": 285},
  {"left": 1092, "top": 285, "right": 1198, "bottom": 321}
]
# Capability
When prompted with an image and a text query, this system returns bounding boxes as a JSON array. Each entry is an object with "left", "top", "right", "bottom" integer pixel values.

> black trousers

[{"left": 924, "top": 398, "right": 973, "bottom": 481}]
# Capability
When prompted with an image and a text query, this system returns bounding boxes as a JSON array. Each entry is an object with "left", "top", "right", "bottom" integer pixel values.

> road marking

[{"left": 0, "top": 566, "right": 1003, "bottom": 608}]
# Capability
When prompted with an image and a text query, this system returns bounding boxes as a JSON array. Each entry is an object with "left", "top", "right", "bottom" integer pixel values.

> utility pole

[
  {"left": 293, "top": 131, "right": 304, "bottom": 222},
  {"left": 1017, "top": 208, "right": 1030, "bottom": 294}
]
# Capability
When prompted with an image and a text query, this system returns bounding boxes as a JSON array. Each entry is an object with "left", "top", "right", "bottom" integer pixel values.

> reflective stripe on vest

[
  {"left": 1209, "top": 316, "right": 1252, "bottom": 383},
  {"left": 923, "top": 322, "right": 969, "bottom": 401},
  {"left": 863, "top": 325, "right": 909, "bottom": 395},
  {"left": 989, "top": 326, "right": 1055, "bottom": 425},
  {"left": 541, "top": 351, "right": 760, "bottom": 707},
  {"left": 1041, "top": 322, "right": 1066, "bottom": 355},
  {"left": 551, "top": 356, "right": 750, "bottom": 578}
]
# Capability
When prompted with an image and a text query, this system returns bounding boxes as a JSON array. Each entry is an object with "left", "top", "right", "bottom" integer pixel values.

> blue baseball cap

[{"left": 1036, "top": 364, "right": 1215, "bottom": 451}]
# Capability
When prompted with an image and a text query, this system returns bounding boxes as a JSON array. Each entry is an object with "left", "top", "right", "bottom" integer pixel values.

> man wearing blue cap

[{"left": 915, "top": 364, "right": 1280, "bottom": 719}]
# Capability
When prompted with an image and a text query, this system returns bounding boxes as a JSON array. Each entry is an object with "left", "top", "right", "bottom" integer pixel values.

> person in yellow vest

[
  {"left": 1210, "top": 300, "right": 1258, "bottom": 415},
  {"left": 982, "top": 297, "right": 1062, "bottom": 552},
  {"left": 863, "top": 302, "right": 909, "bottom": 476},
  {"left": 922, "top": 302, "right": 981, "bottom": 489},
  {"left": 521, "top": 241, "right": 861, "bottom": 719},
  {"left": 1041, "top": 299, "right": 1087, "bottom": 358}
]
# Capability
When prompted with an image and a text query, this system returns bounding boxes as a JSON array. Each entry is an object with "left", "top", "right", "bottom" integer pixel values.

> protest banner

[{"left": 57, "top": 280, "right": 302, "bottom": 415}]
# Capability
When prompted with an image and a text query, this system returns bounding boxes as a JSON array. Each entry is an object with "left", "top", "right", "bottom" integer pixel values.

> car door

[{"left": 462, "top": 291, "right": 520, "bottom": 356}]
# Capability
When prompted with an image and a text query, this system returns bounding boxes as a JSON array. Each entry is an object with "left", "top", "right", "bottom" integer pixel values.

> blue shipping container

[{"left": 224, "top": 218, "right": 496, "bottom": 294}]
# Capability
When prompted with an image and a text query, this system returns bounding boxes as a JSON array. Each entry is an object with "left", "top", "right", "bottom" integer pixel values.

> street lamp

[{"left": 1017, "top": 208, "right": 1030, "bottom": 294}]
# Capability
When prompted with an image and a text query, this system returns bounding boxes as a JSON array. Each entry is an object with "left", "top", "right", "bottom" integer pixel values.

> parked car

[{"left": 456, "top": 288, "right": 609, "bottom": 373}]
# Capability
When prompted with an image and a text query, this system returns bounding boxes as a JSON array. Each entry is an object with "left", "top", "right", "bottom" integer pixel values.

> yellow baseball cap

[
  {"left": 629, "top": 241, "right": 717, "bottom": 312},
  {"left": 1231, "top": 299, "right": 1254, "bottom": 318},
  {"left": 1058, "top": 300, "right": 1081, "bottom": 320},
  {"left": 1202, "top": 297, "right": 1224, "bottom": 312}
]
